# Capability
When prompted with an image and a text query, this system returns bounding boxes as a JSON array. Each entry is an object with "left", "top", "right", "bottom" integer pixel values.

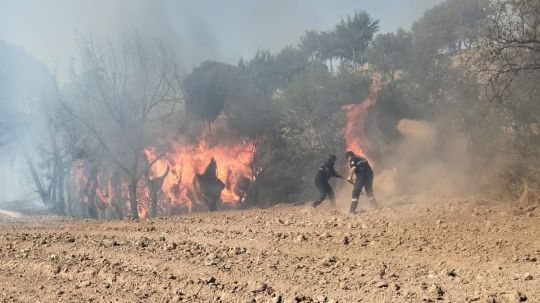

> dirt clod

[{"left": 0, "top": 201, "right": 538, "bottom": 302}]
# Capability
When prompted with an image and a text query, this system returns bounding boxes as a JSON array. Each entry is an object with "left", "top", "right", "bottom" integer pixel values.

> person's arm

[{"left": 348, "top": 166, "right": 356, "bottom": 182}]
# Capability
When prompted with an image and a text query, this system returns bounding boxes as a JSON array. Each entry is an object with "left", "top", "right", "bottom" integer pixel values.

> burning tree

[
  {"left": 0, "top": 41, "right": 94, "bottom": 214},
  {"left": 144, "top": 154, "right": 170, "bottom": 217},
  {"left": 145, "top": 128, "right": 255, "bottom": 213},
  {"left": 66, "top": 35, "right": 183, "bottom": 219},
  {"left": 191, "top": 158, "right": 225, "bottom": 211},
  {"left": 27, "top": 108, "right": 92, "bottom": 215}
]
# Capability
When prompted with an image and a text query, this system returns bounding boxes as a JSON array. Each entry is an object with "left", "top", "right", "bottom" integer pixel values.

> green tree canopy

[
  {"left": 367, "top": 28, "right": 412, "bottom": 81},
  {"left": 334, "top": 11, "right": 380, "bottom": 66},
  {"left": 183, "top": 61, "right": 238, "bottom": 123},
  {"left": 412, "top": 0, "right": 489, "bottom": 54}
]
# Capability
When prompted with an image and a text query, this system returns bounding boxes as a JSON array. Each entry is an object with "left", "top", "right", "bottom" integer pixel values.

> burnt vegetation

[{"left": 0, "top": 0, "right": 539, "bottom": 219}]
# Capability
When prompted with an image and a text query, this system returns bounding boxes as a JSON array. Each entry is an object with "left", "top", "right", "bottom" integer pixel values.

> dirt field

[{"left": 0, "top": 197, "right": 538, "bottom": 303}]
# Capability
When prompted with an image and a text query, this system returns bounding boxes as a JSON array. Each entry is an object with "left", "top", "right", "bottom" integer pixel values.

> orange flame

[
  {"left": 96, "top": 175, "right": 112, "bottom": 206},
  {"left": 73, "top": 161, "right": 88, "bottom": 204},
  {"left": 341, "top": 82, "right": 380, "bottom": 159},
  {"left": 146, "top": 132, "right": 254, "bottom": 212},
  {"left": 73, "top": 160, "right": 116, "bottom": 208},
  {"left": 72, "top": 123, "right": 254, "bottom": 218}
]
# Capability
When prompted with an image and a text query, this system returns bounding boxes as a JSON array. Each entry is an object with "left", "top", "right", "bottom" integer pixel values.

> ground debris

[{"left": 0, "top": 200, "right": 538, "bottom": 302}]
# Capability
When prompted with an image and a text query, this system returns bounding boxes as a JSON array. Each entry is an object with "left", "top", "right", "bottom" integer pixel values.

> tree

[
  {"left": 412, "top": 0, "right": 489, "bottom": 54},
  {"left": 31, "top": 99, "right": 92, "bottom": 214},
  {"left": 318, "top": 31, "right": 340, "bottom": 69},
  {"left": 68, "top": 35, "right": 183, "bottom": 219},
  {"left": 455, "top": 0, "right": 490, "bottom": 49},
  {"left": 333, "top": 11, "right": 380, "bottom": 67},
  {"left": 469, "top": 0, "right": 540, "bottom": 100},
  {"left": 299, "top": 12, "right": 379, "bottom": 70},
  {"left": 241, "top": 50, "right": 278, "bottom": 98},
  {"left": 0, "top": 39, "right": 87, "bottom": 213},
  {"left": 273, "top": 46, "right": 310, "bottom": 88},
  {"left": 299, "top": 30, "right": 321, "bottom": 61},
  {"left": 276, "top": 64, "right": 344, "bottom": 156},
  {"left": 367, "top": 29, "right": 412, "bottom": 81},
  {"left": 183, "top": 61, "right": 237, "bottom": 123},
  {"left": 466, "top": 0, "right": 540, "bottom": 192},
  {"left": 225, "top": 74, "right": 277, "bottom": 139},
  {"left": 144, "top": 157, "right": 170, "bottom": 218}
]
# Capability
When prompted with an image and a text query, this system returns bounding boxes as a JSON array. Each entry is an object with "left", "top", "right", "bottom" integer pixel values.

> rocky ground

[{"left": 0, "top": 197, "right": 538, "bottom": 303}]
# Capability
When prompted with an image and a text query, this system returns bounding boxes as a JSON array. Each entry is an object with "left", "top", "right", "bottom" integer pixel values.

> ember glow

[
  {"left": 73, "top": 161, "right": 88, "bottom": 205},
  {"left": 341, "top": 83, "right": 380, "bottom": 159},
  {"left": 95, "top": 175, "right": 112, "bottom": 207},
  {"left": 73, "top": 161, "right": 121, "bottom": 211}
]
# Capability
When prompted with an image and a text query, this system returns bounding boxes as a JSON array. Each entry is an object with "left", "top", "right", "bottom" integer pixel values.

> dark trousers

[
  {"left": 350, "top": 173, "right": 378, "bottom": 213},
  {"left": 313, "top": 179, "right": 335, "bottom": 207}
]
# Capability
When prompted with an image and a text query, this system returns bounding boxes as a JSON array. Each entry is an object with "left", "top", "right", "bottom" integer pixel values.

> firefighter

[
  {"left": 346, "top": 151, "right": 378, "bottom": 214},
  {"left": 312, "top": 154, "right": 343, "bottom": 208}
]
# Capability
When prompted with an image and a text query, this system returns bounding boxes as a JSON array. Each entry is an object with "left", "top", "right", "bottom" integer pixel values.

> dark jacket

[
  {"left": 349, "top": 155, "right": 373, "bottom": 176},
  {"left": 316, "top": 159, "right": 340, "bottom": 183}
]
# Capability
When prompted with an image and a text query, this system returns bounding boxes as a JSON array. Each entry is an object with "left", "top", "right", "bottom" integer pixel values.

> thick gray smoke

[{"left": 0, "top": 40, "right": 56, "bottom": 202}]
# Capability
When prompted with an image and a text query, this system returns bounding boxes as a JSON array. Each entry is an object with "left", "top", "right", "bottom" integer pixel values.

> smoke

[
  {"left": 380, "top": 119, "right": 464, "bottom": 197},
  {"left": 0, "top": 39, "right": 56, "bottom": 203},
  {"left": 0, "top": 0, "right": 450, "bottom": 211},
  {"left": 333, "top": 117, "right": 507, "bottom": 212},
  {"left": 0, "top": 0, "right": 443, "bottom": 77}
]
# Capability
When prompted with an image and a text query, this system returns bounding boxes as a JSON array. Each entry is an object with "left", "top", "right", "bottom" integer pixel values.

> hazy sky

[{"left": 0, "top": 0, "right": 442, "bottom": 73}]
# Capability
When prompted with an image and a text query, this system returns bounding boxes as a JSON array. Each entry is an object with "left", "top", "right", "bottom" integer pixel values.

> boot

[
  {"left": 349, "top": 200, "right": 359, "bottom": 214},
  {"left": 369, "top": 197, "right": 379, "bottom": 209}
]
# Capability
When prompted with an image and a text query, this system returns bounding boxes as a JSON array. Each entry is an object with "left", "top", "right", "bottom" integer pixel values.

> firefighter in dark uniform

[
  {"left": 346, "top": 151, "right": 378, "bottom": 214},
  {"left": 312, "top": 154, "right": 343, "bottom": 208}
]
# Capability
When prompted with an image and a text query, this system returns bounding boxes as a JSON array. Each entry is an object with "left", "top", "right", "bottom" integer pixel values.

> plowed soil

[{"left": 0, "top": 197, "right": 539, "bottom": 303}]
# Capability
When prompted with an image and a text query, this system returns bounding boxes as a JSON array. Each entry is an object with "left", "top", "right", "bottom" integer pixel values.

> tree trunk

[
  {"left": 56, "top": 172, "right": 66, "bottom": 215},
  {"left": 51, "top": 178, "right": 57, "bottom": 212},
  {"left": 24, "top": 156, "right": 50, "bottom": 208},
  {"left": 86, "top": 169, "right": 99, "bottom": 219},
  {"left": 128, "top": 179, "right": 139, "bottom": 219},
  {"left": 149, "top": 190, "right": 158, "bottom": 218},
  {"left": 87, "top": 199, "right": 98, "bottom": 219},
  {"left": 145, "top": 166, "right": 169, "bottom": 218},
  {"left": 111, "top": 170, "right": 124, "bottom": 219}
]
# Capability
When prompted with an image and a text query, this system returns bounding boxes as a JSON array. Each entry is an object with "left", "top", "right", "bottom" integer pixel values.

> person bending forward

[{"left": 346, "top": 151, "right": 378, "bottom": 214}]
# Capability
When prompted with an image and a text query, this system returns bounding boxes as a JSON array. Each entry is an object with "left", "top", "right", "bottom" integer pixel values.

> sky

[{"left": 0, "top": 0, "right": 443, "bottom": 74}]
